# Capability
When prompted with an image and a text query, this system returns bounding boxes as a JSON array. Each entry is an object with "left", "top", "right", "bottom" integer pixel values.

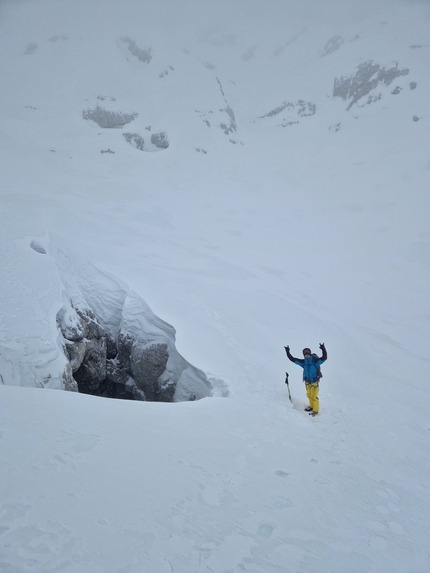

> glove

[
  {"left": 284, "top": 345, "right": 290, "bottom": 352},
  {"left": 319, "top": 343, "right": 325, "bottom": 350}
]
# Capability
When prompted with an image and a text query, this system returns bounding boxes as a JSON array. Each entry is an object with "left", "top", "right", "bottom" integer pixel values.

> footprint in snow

[
  {"left": 258, "top": 522, "right": 274, "bottom": 538},
  {"left": 271, "top": 496, "right": 293, "bottom": 509}
]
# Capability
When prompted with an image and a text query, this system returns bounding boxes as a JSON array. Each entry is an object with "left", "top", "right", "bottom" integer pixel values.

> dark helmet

[{"left": 302, "top": 348, "right": 311, "bottom": 356}]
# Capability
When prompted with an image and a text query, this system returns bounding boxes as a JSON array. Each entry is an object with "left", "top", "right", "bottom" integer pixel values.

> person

[{"left": 284, "top": 343, "right": 327, "bottom": 416}]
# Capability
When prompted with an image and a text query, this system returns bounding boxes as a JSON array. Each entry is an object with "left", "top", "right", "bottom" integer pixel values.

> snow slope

[
  {"left": 1, "top": 0, "right": 430, "bottom": 571},
  {"left": 2, "top": 383, "right": 429, "bottom": 573}
]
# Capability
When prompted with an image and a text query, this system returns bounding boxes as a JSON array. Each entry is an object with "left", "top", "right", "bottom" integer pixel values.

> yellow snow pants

[{"left": 305, "top": 382, "right": 319, "bottom": 413}]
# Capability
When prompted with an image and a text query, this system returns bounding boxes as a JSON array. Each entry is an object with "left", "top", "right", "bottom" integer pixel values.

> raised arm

[
  {"left": 318, "top": 343, "right": 327, "bottom": 362},
  {"left": 284, "top": 346, "right": 302, "bottom": 364}
]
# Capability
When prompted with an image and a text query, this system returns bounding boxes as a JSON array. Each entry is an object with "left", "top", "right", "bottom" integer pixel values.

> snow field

[{"left": 1, "top": 384, "right": 428, "bottom": 573}]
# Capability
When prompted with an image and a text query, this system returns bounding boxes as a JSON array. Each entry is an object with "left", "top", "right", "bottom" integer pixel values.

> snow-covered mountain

[{"left": 1, "top": 1, "right": 430, "bottom": 571}]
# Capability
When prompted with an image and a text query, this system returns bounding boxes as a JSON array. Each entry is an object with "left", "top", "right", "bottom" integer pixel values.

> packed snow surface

[{"left": 1, "top": 0, "right": 430, "bottom": 571}]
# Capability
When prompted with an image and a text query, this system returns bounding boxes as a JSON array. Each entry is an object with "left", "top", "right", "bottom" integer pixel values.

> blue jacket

[{"left": 285, "top": 346, "right": 327, "bottom": 382}]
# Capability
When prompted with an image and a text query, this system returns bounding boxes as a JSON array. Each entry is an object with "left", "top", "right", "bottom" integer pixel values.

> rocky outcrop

[
  {"left": 59, "top": 306, "right": 109, "bottom": 394},
  {"left": 123, "top": 132, "right": 145, "bottom": 151},
  {"left": 123, "top": 131, "right": 169, "bottom": 151},
  {"left": 52, "top": 244, "right": 215, "bottom": 403},
  {"left": 62, "top": 362, "right": 79, "bottom": 392},
  {"left": 73, "top": 338, "right": 107, "bottom": 393},
  {"left": 120, "top": 37, "right": 152, "bottom": 64},
  {"left": 333, "top": 61, "right": 409, "bottom": 109},
  {"left": 82, "top": 106, "right": 138, "bottom": 128},
  {"left": 55, "top": 264, "right": 213, "bottom": 403},
  {"left": 258, "top": 100, "right": 316, "bottom": 120},
  {"left": 256, "top": 99, "right": 316, "bottom": 128},
  {"left": 151, "top": 132, "right": 169, "bottom": 149},
  {"left": 132, "top": 342, "right": 170, "bottom": 401},
  {"left": 58, "top": 303, "right": 154, "bottom": 399},
  {"left": 65, "top": 340, "right": 86, "bottom": 372},
  {"left": 321, "top": 35, "right": 344, "bottom": 57},
  {"left": 219, "top": 107, "right": 237, "bottom": 135}
]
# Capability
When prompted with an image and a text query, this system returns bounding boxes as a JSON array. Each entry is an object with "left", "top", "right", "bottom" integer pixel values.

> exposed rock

[
  {"left": 82, "top": 106, "right": 138, "bottom": 128},
  {"left": 75, "top": 307, "right": 105, "bottom": 340},
  {"left": 151, "top": 132, "right": 169, "bottom": 149},
  {"left": 297, "top": 100, "right": 316, "bottom": 117},
  {"left": 73, "top": 338, "right": 107, "bottom": 393},
  {"left": 123, "top": 132, "right": 144, "bottom": 151},
  {"left": 333, "top": 60, "right": 409, "bottom": 109},
  {"left": 260, "top": 101, "right": 293, "bottom": 118},
  {"left": 196, "top": 110, "right": 212, "bottom": 127},
  {"left": 65, "top": 341, "right": 86, "bottom": 373},
  {"left": 54, "top": 249, "right": 215, "bottom": 402},
  {"left": 413, "top": 116, "right": 420, "bottom": 122},
  {"left": 59, "top": 303, "right": 116, "bottom": 371},
  {"left": 410, "top": 82, "right": 417, "bottom": 90},
  {"left": 106, "top": 337, "right": 117, "bottom": 360},
  {"left": 391, "top": 86, "right": 402, "bottom": 95},
  {"left": 57, "top": 294, "right": 121, "bottom": 393},
  {"left": 117, "top": 333, "right": 133, "bottom": 373},
  {"left": 62, "top": 362, "right": 79, "bottom": 392},
  {"left": 365, "top": 93, "right": 382, "bottom": 105},
  {"left": 321, "top": 35, "right": 344, "bottom": 57},
  {"left": 131, "top": 386, "right": 146, "bottom": 401},
  {"left": 216, "top": 77, "right": 226, "bottom": 99},
  {"left": 106, "top": 359, "right": 130, "bottom": 387},
  {"left": 120, "top": 37, "right": 152, "bottom": 64},
  {"left": 59, "top": 295, "right": 214, "bottom": 400},
  {"left": 257, "top": 100, "right": 316, "bottom": 124},
  {"left": 219, "top": 106, "right": 237, "bottom": 135},
  {"left": 159, "top": 378, "right": 176, "bottom": 402},
  {"left": 131, "top": 343, "right": 169, "bottom": 401},
  {"left": 280, "top": 121, "right": 299, "bottom": 127}
]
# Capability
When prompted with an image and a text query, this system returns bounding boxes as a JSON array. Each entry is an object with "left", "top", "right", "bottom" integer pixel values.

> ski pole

[{"left": 285, "top": 372, "right": 292, "bottom": 403}]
